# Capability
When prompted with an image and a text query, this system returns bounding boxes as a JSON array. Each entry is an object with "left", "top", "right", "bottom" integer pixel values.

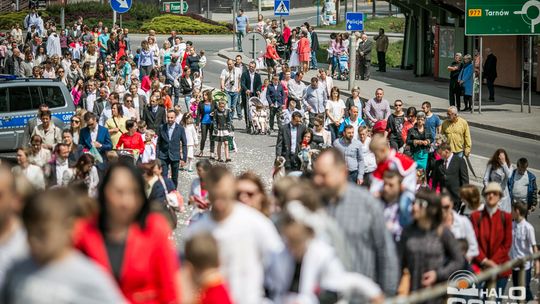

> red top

[
  {"left": 265, "top": 44, "right": 280, "bottom": 60},
  {"left": 116, "top": 132, "right": 145, "bottom": 154},
  {"left": 470, "top": 208, "right": 512, "bottom": 277},
  {"left": 282, "top": 26, "right": 291, "bottom": 44},
  {"left": 297, "top": 37, "right": 311, "bottom": 55},
  {"left": 199, "top": 279, "right": 232, "bottom": 304},
  {"left": 74, "top": 214, "right": 180, "bottom": 304}
]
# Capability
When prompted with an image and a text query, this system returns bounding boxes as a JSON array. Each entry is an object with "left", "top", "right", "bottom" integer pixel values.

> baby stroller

[
  {"left": 248, "top": 96, "right": 269, "bottom": 135},
  {"left": 338, "top": 52, "right": 350, "bottom": 81}
]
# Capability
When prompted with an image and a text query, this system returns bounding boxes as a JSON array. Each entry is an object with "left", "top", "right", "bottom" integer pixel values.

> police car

[{"left": 0, "top": 75, "right": 75, "bottom": 151}]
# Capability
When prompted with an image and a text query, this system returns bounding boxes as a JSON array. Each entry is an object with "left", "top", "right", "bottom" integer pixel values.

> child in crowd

[
  {"left": 69, "top": 37, "right": 83, "bottom": 60},
  {"left": 137, "top": 120, "right": 148, "bottom": 135},
  {"left": 114, "top": 77, "right": 126, "bottom": 100},
  {"left": 198, "top": 50, "right": 206, "bottom": 77},
  {"left": 181, "top": 114, "right": 199, "bottom": 172},
  {"left": 104, "top": 55, "right": 115, "bottom": 78},
  {"left": 510, "top": 201, "right": 539, "bottom": 302},
  {"left": 142, "top": 129, "right": 157, "bottom": 164},
  {"left": 183, "top": 232, "right": 233, "bottom": 304},
  {"left": 193, "top": 71, "right": 202, "bottom": 92},
  {"left": 253, "top": 103, "right": 268, "bottom": 135},
  {"left": 260, "top": 78, "right": 270, "bottom": 106},
  {"left": 509, "top": 158, "right": 538, "bottom": 216},
  {"left": 190, "top": 90, "right": 200, "bottom": 120},
  {"left": 1, "top": 189, "right": 124, "bottom": 303},
  {"left": 161, "top": 86, "right": 173, "bottom": 110}
]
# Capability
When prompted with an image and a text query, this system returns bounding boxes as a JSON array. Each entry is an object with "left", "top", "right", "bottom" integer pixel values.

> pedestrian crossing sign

[{"left": 274, "top": 0, "right": 290, "bottom": 16}]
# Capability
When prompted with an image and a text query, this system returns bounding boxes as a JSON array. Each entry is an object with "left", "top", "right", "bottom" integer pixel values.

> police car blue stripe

[{"left": 0, "top": 112, "right": 74, "bottom": 129}]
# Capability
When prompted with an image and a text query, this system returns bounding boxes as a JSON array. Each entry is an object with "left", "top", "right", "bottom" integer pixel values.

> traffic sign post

[
  {"left": 465, "top": 0, "right": 537, "bottom": 113},
  {"left": 162, "top": 1, "right": 189, "bottom": 14},
  {"left": 465, "top": 0, "right": 540, "bottom": 35},
  {"left": 274, "top": 0, "right": 290, "bottom": 16},
  {"left": 110, "top": 0, "right": 131, "bottom": 14},
  {"left": 241, "top": 32, "right": 267, "bottom": 61},
  {"left": 345, "top": 12, "right": 364, "bottom": 32}
]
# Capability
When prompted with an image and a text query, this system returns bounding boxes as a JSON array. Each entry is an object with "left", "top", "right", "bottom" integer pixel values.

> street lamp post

[{"left": 317, "top": 0, "right": 320, "bottom": 27}]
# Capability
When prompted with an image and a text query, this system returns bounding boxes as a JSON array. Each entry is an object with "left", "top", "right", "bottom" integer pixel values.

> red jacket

[
  {"left": 117, "top": 132, "right": 145, "bottom": 154},
  {"left": 74, "top": 214, "right": 179, "bottom": 304},
  {"left": 470, "top": 208, "right": 512, "bottom": 277}
]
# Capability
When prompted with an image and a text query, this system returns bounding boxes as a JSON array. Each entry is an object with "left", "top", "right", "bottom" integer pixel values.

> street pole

[
  {"left": 16, "top": 0, "right": 19, "bottom": 11},
  {"left": 521, "top": 38, "right": 525, "bottom": 113},
  {"left": 60, "top": 7, "right": 65, "bottom": 29},
  {"left": 348, "top": 2, "right": 357, "bottom": 91},
  {"left": 478, "top": 37, "right": 482, "bottom": 114},
  {"left": 317, "top": 0, "right": 320, "bottom": 27},
  {"left": 120, "top": 14, "right": 122, "bottom": 28},
  {"left": 207, "top": 0, "right": 210, "bottom": 19},
  {"left": 529, "top": 35, "right": 532, "bottom": 113},
  {"left": 232, "top": 0, "right": 236, "bottom": 51},
  {"left": 372, "top": 0, "right": 376, "bottom": 18},
  {"left": 258, "top": 0, "right": 261, "bottom": 20},
  {"left": 180, "top": 0, "right": 184, "bottom": 14},
  {"left": 113, "top": 11, "right": 117, "bottom": 28}
]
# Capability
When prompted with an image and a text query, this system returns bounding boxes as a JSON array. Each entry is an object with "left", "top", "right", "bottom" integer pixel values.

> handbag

[
  {"left": 173, "top": 78, "right": 180, "bottom": 88},
  {"left": 89, "top": 146, "right": 103, "bottom": 163},
  {"left": 160, "top": 177, "right": 184, "bottom": 212}
]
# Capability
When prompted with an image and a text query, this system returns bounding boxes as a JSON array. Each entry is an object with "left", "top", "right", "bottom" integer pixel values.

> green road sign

[
  {"left": 162, "top": 1, "right": 188, "bottom": 14},
  {"left": 465, "top": 0, "right": 540, "bottom": 36}
]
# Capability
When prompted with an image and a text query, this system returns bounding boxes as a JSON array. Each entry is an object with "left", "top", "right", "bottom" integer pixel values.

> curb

[{"left": 217, "top": 49, "right": 539, "bottom": 141}]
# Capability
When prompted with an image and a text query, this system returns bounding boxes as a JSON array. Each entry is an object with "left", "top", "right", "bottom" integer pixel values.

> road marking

[{"left": 212, "top": 59, "right": 227, "bottom": 66}]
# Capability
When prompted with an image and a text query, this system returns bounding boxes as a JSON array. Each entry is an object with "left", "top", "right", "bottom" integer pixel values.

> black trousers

[
  {"left": 377, "top": 51, "right": 386, "bottom": 71},
  {"left": 463, "top": 95, "right": 472, "bottom": 110},
  {"left": 269, "top": 107, "right": 282, "bottom": 131},
  {"left": 486, "top": 76, "right": 495, "bottom": 100},
  {"left": 200, "top": 123, "right": 215, "bottom": 153},
  {"left": 449, "top": 79, "right": 461, "bottom": 108}
]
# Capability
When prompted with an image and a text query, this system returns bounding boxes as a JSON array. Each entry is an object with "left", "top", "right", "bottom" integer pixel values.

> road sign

[
  {"left": 110, "top": 0, "right": 131, "bottom": 14},
  {"left": 162, "top": 1, "right": 188, "bottom": 14},
  {"left": 345, "top": 12, "right": 364, "bottom": 31},
  {"left": 241, "top": 32, "right": 267, "bottom": 60},
  {"left": 465, "top": 0, "right": 540, "bottom": 35},
  {"left": 274, "top": 0, "right": 290, "bottom": 16}
]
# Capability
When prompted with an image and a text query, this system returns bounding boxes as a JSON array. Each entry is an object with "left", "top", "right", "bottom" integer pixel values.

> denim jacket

[{"left": 508, "top": 170, "right": 538, "bottom": 207}]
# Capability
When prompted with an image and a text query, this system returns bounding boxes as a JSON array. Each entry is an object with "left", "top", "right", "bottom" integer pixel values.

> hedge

[{"left": 140, "top": 15, "right": 231, "bottom": 35}]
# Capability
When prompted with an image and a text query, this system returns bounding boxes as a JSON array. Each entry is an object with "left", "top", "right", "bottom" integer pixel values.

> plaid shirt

[{"left": 325, "top": 183, "right": 399, "bottom": 295}]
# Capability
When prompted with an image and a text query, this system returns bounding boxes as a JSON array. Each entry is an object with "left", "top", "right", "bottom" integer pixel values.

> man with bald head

[
  {"left": 313, "top": 148, "right": 399, "bottom": 296},
  {"left": 0, "top": 165, "right": 29, "bottom": 287}
]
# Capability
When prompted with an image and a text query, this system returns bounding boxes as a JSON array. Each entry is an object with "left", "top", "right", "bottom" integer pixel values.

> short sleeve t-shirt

[
  {"left": 325, "top": 99, "right": 346, "bottom": 125},
  {"left": 425, "top": 113, "right": 441, "bottom": 141},
  {"left": 220, "top": 68, "right": 240, "bottom": 92},
  {"left": 511, "top": 220, "right": 537, "bottom": 269},
  {"left": 235, "top": 16, "right": 248, "bottom": 32}
]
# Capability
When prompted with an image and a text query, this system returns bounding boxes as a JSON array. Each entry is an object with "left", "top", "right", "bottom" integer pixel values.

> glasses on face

[
  {"left": 125, "top": 99, "right": 133, "bottom": 103},
  {"left": 414, "top": 198, "right": 429, "bottom": 208},
  {"left": 58, "top": 70, "right": 64, "bottom": 73},
  {"left": 71, "top": 119, "right": 80, "bottom": 123},
  {"left": 394, "top": 104, "right": 402, "bottom": 107}
]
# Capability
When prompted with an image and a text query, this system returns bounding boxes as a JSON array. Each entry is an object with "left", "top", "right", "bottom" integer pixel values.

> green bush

[
  {"left": 0, "top": 11, "right": 49, "bottom": 29},
  {"left": 371, "top": 40, "right": 403, "bottom": 68},
  {"left": 141, "top": 15, "right": 231, "bottom": 35}
]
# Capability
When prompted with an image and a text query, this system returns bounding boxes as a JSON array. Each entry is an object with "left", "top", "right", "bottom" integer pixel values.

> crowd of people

[{"left": 0, "top": 6, "right": 537, "bottom": 304}]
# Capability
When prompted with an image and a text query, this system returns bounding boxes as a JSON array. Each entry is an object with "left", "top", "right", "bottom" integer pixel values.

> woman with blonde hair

[
  {"left": 459, "top": 184, "right": 483, "bottom": 216},
  {"left": 83, "top": 43, "right": 98, "bottom": 75}
]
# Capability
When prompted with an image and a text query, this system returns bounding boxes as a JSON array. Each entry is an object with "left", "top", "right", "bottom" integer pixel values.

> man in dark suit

[
  {"left": 276, "top": 112, "right": 306, "bottom": 171},
  {"left": 483, "top": 48, "right": 497, "bottom": 101},
  {"left": 240, "top": 61, "right": 262, "bottom": 127},
  {"left": 142, "top": 93, "right": 167, "bottom": 132},
  {"left": 309, "top": 25, "right": 319, "bottom": 70},
  {"left": 92, "top": 87, "right": 109, "bottom": 119},
  {"left": 79, "top": 112, "right": 112, "bottom": 171},
  {"left": 157, "top": 110, "right": 187, "bottom": 187},
  {"left": 432, "top": 142, "right": 469, "bottom": 209},
  {"left": 267, "top": 74, "right": 286, "bottom": 134},
  {"left": 356, "top": 33, "right": 373, "bottom": 80}
]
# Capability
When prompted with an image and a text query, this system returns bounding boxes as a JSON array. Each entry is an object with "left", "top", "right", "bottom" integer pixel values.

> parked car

[{"left": 0, "top": 76, "right": 75, "bottom": 151}]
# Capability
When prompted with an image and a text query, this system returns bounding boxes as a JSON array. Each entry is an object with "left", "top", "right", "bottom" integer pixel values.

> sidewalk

[{"left": 218, "top": 48, "right": 540, "bottom": 140}]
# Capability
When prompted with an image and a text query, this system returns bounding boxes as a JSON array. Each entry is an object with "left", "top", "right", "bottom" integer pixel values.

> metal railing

[{"left": 385, "top": 251, "right": 540, "bottom": 304}]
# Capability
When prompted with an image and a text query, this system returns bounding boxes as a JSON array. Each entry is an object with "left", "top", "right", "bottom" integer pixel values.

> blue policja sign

[
  {"left": 110, "top": 0, "right": 132, "bottom": 14},
  {"left": 274, "top": 0, "right": 290, "bottom": 16},
  {"left": 346, "top": 12, "right": 364, "bottom": 31}
]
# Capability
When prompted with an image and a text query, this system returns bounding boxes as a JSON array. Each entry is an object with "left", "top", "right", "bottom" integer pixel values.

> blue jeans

[
  {"left": 331, "top": 55, "right": 341, "bottom": 75},
  {"left": 226, "top": 91, "right": 240, "bottom": 118},
  {"left": 236, "top": 30, "right": 246, "bottom": 51},
  {"left": 310, "top": 50, "right": 318, "bottom": 69},
  {"left": 184, "top": 95, "right": 191, "bottom": 112}
]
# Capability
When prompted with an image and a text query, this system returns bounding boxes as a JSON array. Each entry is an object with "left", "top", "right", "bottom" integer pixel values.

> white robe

[{"left": 46, "top": 33, "right": 62, "bottom": 57}]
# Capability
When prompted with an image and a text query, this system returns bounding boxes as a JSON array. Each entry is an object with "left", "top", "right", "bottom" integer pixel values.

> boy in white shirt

[{"left": 510, "top": 201, "right": 540, "bottom": 302}]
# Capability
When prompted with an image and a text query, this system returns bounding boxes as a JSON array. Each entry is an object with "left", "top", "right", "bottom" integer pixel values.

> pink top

[
  {"left": 71, "top": 87, "right": 82, "bottom": 106},
  {"left": 297, "top": 37, "right": 311, "bottom": 55}
]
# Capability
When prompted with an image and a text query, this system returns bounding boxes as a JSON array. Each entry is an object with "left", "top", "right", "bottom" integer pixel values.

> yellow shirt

[
  {"left": 441, "top": 117, "right": 472, "bottom": 155},
  {"left": 105, "top": 116, "right": 128, "bottom": 148}
]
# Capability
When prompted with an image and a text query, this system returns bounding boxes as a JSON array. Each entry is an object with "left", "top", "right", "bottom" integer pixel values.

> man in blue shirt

[
  {"left": 421, "top": 101, "right": 441, "bottom": 141},
  {"left": 235, "top": 9, "right": 249, "bottom": 52}
]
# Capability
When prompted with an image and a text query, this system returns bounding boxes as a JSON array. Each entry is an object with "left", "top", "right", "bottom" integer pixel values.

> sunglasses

[
  {"left": 414, "top": 198, "right": 429, "bottom": 208},
  {"left": 394, "top": 104, "right": 402, "bottom": 107},
  {"left": 125, "top": 99, "right": 133, "bottom": 102},
  {"left": 71, "top": 119, "right": 80, "bottom": 123}
]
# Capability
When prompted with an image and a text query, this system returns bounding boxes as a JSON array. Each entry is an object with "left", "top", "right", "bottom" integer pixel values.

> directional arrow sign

[
  {"left": 111, "top": 0, "right": 132, "bottom": 14},
  {"left": 346, "top": 12, "right": 364, "bottom": 32}
]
